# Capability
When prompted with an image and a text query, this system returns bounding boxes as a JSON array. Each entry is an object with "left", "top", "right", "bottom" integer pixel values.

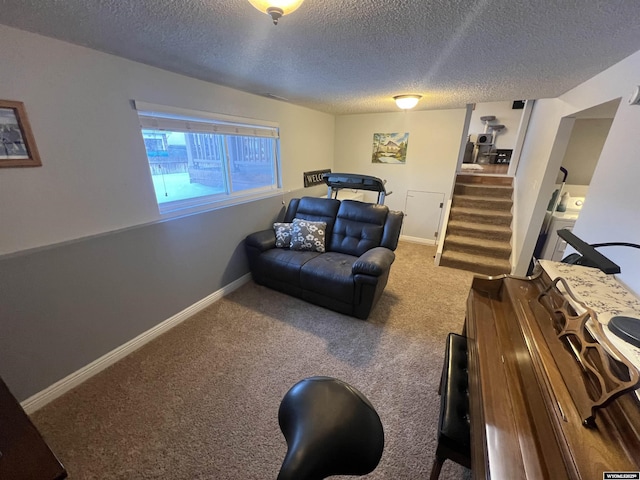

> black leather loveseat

[{"left": 245, "top": 196, "right": 403, "bottom": 319}]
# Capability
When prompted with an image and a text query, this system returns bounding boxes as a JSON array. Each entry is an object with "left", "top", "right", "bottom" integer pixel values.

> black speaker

[{"left": 512, "top": 100, "right": 525, "bottom": 109}]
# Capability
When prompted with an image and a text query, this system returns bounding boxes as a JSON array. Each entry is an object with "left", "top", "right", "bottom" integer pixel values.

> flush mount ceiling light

[
  {"left": 393, "top": 94, "right": 422, "bottom": 110},
  {"left": 248, "top": 0, "right": 305, "bottom": 24}
]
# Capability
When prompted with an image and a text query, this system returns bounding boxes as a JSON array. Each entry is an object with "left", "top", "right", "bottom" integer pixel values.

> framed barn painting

[{"left": 372, "top": 132, "right": 408, "bottom": 164}]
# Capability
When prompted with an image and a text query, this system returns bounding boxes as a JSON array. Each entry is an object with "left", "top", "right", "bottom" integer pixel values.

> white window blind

[
  {"left": 134, "top": 101, "right": 279, "bottom": 138},
  {"left": 137, "top": 115, "right": 279, "bottom": 138}
]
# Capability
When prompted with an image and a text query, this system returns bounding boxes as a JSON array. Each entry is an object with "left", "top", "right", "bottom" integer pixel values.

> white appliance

[{"left": 540, "top": 195, "right": 585, "bottom": 261}]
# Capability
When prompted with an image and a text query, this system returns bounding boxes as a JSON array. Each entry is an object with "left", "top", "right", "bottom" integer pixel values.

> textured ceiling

[{"left": 1, "top": 0, "right": 640, "bottom": 114}]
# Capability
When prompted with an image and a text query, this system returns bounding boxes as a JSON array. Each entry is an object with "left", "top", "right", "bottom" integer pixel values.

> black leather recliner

[{"left": 245, "top": 196, "right": 403, "bottom": 319}]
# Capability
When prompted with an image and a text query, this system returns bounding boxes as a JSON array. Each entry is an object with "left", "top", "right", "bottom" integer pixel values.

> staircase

[{"left": 439, "top": 174, "right": 513, "bottom": 276}]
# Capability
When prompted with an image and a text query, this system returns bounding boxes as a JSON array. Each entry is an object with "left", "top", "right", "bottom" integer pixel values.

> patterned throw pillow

[
  {"left": 290, "top": 218, "right": 327, "bottom": 252},
  {"left": 273, "top": 222, "right": 293, "bottom": 248}
]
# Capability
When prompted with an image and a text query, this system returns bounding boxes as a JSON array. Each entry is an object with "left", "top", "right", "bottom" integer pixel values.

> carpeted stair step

[
  {"left": 444, "top": 235, "right": 511, "bottom": 260},
  {"left": 452, "top": 194, "right": 512, "bottom": 212},
  {"left": 449, "top": 206, "right": 512, "bottom": 226},
  {"left": 439, "top": 250, "right": 511, "bottom": 277},
  {"left": 440, "top": 174, "right": 514, "bottom": 276},
  {"left": 446, "top": 220, "right": 512, "bottom": 241},
  {"left": 456, "top": 174, "right": 513, "bottom": 186},
  {"left": 454, "top": 183, "right": 513, "bottom": 198}
]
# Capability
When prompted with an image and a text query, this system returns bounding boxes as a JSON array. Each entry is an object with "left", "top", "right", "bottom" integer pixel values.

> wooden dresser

[
  {"left": 0, "top": 378, "right": 67, "bottom": 480},
  {"left": 465, "top": 263, "right": 640, "bottom": 479}
]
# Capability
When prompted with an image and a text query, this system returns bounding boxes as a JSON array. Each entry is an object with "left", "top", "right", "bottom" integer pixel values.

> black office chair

[{"left": 277, "top": 376, "right": 384, "bottom": 480}]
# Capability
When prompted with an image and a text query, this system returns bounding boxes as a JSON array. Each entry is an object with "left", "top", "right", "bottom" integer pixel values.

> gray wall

[{"left": 0, "top": 187, "right": 324, "bottom": 401}]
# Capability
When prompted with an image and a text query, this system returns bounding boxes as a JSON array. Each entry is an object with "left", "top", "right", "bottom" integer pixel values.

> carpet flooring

[{"left": 31, "top": 242, "right": 475, "bottom": 479}]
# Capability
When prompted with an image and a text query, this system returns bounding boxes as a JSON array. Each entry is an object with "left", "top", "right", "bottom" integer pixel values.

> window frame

[{"left": 134, "top": 101, "right": 283, "bottom": 217}]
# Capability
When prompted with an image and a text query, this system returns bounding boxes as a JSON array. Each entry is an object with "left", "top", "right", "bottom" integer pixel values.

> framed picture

[
  {"left": 372, "top": 132, "right": 409, "bottom": 164},
  {"left": 0, "top": 100, "right": 41, "bottom": 167}
]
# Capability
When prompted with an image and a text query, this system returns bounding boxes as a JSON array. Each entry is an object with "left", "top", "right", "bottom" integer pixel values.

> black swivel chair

[{"left": 277, "top": 376, "right": 384, "bottom": 480}]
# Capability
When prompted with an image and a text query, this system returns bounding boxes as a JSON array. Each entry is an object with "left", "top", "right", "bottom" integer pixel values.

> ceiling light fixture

[
  {"left": 393, "top": 94, "right": 422, "bottom": 110},
  {"left": 248, "top": 0, "right": 305, "bottom": 25}
]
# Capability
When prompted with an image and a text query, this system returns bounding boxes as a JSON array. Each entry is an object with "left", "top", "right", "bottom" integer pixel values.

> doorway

[
  {"left": 402, "top": 190, "right": 444, "bottom": 244},
  {"left": 457, "top": 100, "right": 531, "bottom": 177},
  {"left": 535, "top": 98, "right": 619, "bottom": 261}
]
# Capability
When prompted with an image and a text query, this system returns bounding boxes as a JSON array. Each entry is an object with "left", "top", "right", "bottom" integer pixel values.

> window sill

[{"left": 158, "top": 188, "right": 284, "bottom": 220}]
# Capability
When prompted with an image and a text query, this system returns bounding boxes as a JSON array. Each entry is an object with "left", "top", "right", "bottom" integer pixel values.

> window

[{"left": 135, "top": 101, "right": 281, "bottom": 215}]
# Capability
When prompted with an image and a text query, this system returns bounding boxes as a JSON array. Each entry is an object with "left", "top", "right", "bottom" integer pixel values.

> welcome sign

[{"left": 303, "top": 169, "right": 331, "bottom": 187}]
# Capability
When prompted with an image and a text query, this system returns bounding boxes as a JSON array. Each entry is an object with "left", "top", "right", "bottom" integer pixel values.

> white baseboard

[
  {"left": 400, "top": 235, "right": 436, "bottom": 246},
  {"left": 21, "top": 273, "right": 252, "bottom": 414}
]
